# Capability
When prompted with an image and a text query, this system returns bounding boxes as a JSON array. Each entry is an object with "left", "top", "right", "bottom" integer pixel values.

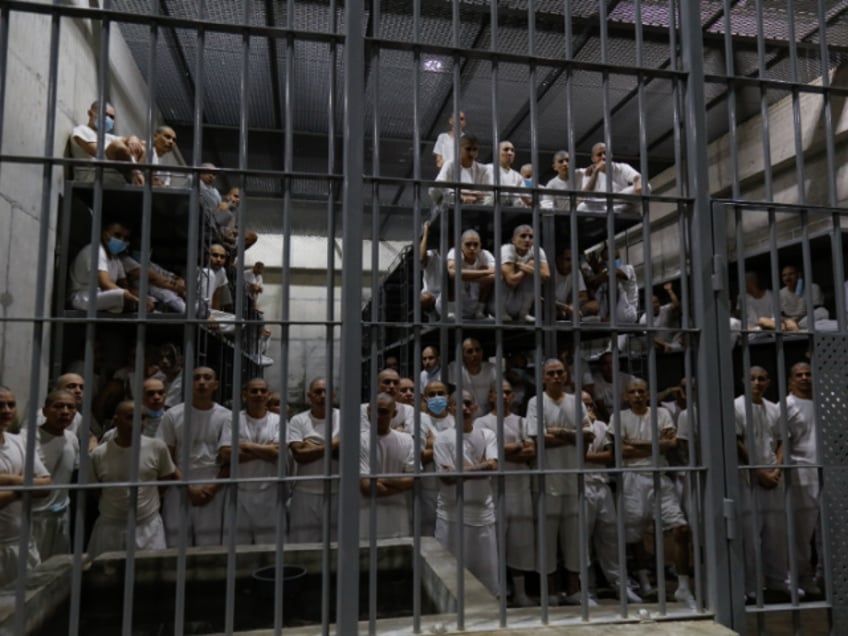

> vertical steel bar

[
  {"left": 678, "top": 0, "right": 740, "bottom": 628},
  {"left": 336, "top": 1, "right": 365, "bottom": 632}
]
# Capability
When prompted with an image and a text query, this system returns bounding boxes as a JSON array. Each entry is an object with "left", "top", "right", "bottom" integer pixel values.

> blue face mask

[
  {"left": 524, "top": 178, "right": 533, "bottom": 188},
  {"left": 107, "top": 236, "right": 128, "bottom": 255},
  {"left": 427, "top": 396, "right": 448, "bottom": 416},
  {"left": 103, "top": 115, "right": 115, "bottom": 134},
  {"left": 145, "top": 407, "right": 164, "bottom": 419},
  {"left": 614, "top": 259, "right": 622, "bottom": 269}
]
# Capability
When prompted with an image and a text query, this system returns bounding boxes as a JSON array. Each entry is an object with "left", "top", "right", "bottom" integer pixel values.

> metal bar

[{"left": 335, "top": 1, "right": 365, "bottom": 632}]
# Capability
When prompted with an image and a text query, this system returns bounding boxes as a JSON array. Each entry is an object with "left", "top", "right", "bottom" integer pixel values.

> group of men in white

[{"left": 0, "top": 355, "right": 823, "bottom": 610}]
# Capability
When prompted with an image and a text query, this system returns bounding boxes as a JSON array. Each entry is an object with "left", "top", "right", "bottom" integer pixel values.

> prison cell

[{"left": 0, "top": 1, "right": 845, "bottom": 635}]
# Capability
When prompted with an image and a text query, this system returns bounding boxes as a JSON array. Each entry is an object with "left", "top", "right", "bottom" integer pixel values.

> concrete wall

[
  {"left": 637, "top": 65, "right": 848, "bottom": 285},
  {"left": 0, "top": 1, "right": 158, "bottom": 412}
]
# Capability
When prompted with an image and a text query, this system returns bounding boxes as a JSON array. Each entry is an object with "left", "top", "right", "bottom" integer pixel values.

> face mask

[
  {"left": 524, "top": 178, "right": 533, "bottom": 188},
  {"left": 107, "top": 237, "right": 128, "bottom": 255},
  {"left": 427, "top": 396, "right": 448, "bottom": 416},
  {"left": 145, "top": 407, "right": 164, "bottom": 419},
  {"left": 614, "top": 259, "right": 622, "bottom": 269},
  {"left": 103, "top": 115, "right": 115, "bottom": 134}
]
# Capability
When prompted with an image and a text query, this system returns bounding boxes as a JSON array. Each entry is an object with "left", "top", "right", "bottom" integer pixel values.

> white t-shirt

[
  {"left": 554, "top": 269, "right": 587, "bottom": 306},
  {"left": 639, "top": 303, "right": 680, "bottom": 344},
  {"left": 785, "top": 395, "right": 818, "bottom": 489},
  {"left": 541, "top": 173, "right": 586, "bottom": 210},
  {"left": 21, "top": 426, "right": 79, "bottom": 513},
  {"left": 71, "top": 124, "right": 120, "bottom": 159},
  {"left": 600, "top": 263, "right": 638, "bottom": 323},
  {"left": 288, "top": 409, "right": 339, "bottom": 494},
  {"left": 445, "top": 361, "right": 498, "bottom": 415},
  {"left": 429, "top": 159, "right": 492, "bottom": 204},
  {"left": 417, "top": 412, "right": 455, "bottom": 491},
  {"left": 474, "top": 413, "right": 527, "bottom": 472},
  {"left": 433, "top": 426, "right": 497, "bottom": 526},
  {"left": 433, "top": 132, "right": 457, "bottom": 165},
  {"left": 90, "top": 436, "right": 176, "bottom": 523},
  {"left": 738, "top": 289, "right": 777, "bottom": 325},
  {"left": 359, "top": 428, "right": 416, "bottom": 538},
  {"left": 157, "top": 402, "right": 231, "bottom": 473},
  {"left": 445, "top": 247, "right": 496, "bottom": 315},
  {"left": 618, "top": 407, "right": 674, "bottom": 468},
  {"left": 585, "top": 419, "right": 612, "bottom": 485},
  {"left": 779, "top": 283, "right": 824, "bottom": 320},
  {"left": 500, "top": 243, "right": 548, "bottom": 269},
  {"left": 422, "top": 249, "right": 442, "bottom": 295},
  {"left": 244, "top": 270, "right": 264, "bottom": 302},
  {"left": 525, "top": 392, "right": 589, "bottom": 496},
  {"left": 197, "top": 266, "right": 228, "bottom": 308},
  {"left": 0, "top": 433, "right": 50, "bottom": 542},
  {"left": 487, "top": 164, "right": 527, "bottom": 206},
  {"left": 591, "top": 371, "right": 638, "bottom": 415},
  {"left": 219, "top": 411, "right": 281, "bottom": 492},
  {"left": 733, "top": 395, "right": 781, "bottom": 467},
  {"left": 69, "top": 243, "right": 126, "bottom": 296},
  {"left": 579, "top": 161, "right": 642, "bottom": 211},
  {"left": 359, "top": 402, "right": 412, "bottom": 433}
]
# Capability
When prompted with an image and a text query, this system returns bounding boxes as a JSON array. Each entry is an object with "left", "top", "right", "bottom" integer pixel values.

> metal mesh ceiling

[{"left": 108, "top": 0, "right": 848, "bottom": 217}]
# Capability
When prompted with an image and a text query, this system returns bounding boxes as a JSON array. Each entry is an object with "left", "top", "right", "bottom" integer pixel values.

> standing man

[
  {"left": 525, "top": 359, "right": 594, "bottom": 606},
  {"left": 418, "top": 381, "right": 455, "bottom": 535},
  {"left": 638, "top": 282, "right": 682, "bottom": 352},
  {"left": 88, "top": 401, "right": 177, "bottom": 556},
  {"left": 288, "top": 378, "right": 339, "bottom": 542},
  {"left": 619, "top": 379, "right": 694, "bottom": 607},
  {"left": 419, "top": 345, "right": 442, "bottom": 392},
  {"left": 218, "top": 378, "right": 281, "bottom": 545},
  {"left": 101, "top": 377, "right": 167, "bottom": 441},
  {"left": 734, "top": 367, "right": 787, "bottom": 599},
  {"left": 361, "top": 369, "right": 415, "bottom": 432},
  {"left": 475, "top": 380, "right": 536, "bottom": 606},
  {"left": 433, "top": 390, "right": 499, "bottom": 596},
  {"left": 25, "top": 390, "right": 80, "bottom": 561},
  {"left": 359, "top": 393, "right": 416, "bottom": 539},
  {"left": 487, "top": 140, "right": 529, "bottom": 207},
  {"left": 446, "top": 338, "right": 498, "bottom": 413},
  {"left": 785, "top": 362, "right": 821, "bottom": 596},
  {"left": 158, "top": 367, "right": 230, "bottom": 547},
  {"left": 500, "top": 224, "right": 550, "bottom": 322},
  {"left": 419, "top": 221, "right": 442, "bottom": 315},
  {"left": 0, "top": 386, "right": 52, "bottom": 586},
  {"left": 71, "top": 100, "right": 146, "bottom": 184},
  {"left": 397, "top": 378, "right": 417, "bottom": 406},
  {"left": 433, "top": 110, "right": 466, "bottom": 169}
]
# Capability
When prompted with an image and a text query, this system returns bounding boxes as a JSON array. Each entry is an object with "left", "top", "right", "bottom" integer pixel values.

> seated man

[
  {"left": 151, "top": 126, "right": 177, "bottom": 186},
  {"left": 68, "top": 221, "right": 152, "bottom": 314},
  {"left": 578, "top": 142, "right": 645, "bottom": 213},
  {"left": 638, "top": 282, "right": 682, "bottom": 352},
  {"left": 120, "top": 248, "right": 187, "bottom": 313},
  {"left": 541, "top": 150, "right": 579, "bottom": 210},
  {"left": 738, "top": 270, "right": 799, "bottom": 332},
  {"left": 779, "top": 265, "right": 828, "bottom": 328},
  {"left": 442, "top": 229, "right": 495, "bottom": 320},
  {"left": 71, "top": 100, "right": 146, "bottom": 184},
  {"left": 88, "top": 400, "right": 177, "bottom": 556},
  {"left": 500, "top": 224, "right": 550, "bottom": 322},
  {"left": 589, "top": 246, "right": 638, "bottom": 325},
  {"left": 214, "top": 187, "right": 258, "bottom": 253},
  {"left": 429, "top": 132, "right": 492, "bottom": 205},
  {"left": 359, "top": 393, "right": 416, "bottom": 540},
  {"left": 244, "top": 261, "right": 264, "bottom": 307},
  {"left": 553, "top": 247, "right": 599, "bottom": 320},
  {"left": 197, "top": 243, "right": 235, "bottom": 332},
  {"left": 487, "top": 140, "right": 529, "bottom": 207}
]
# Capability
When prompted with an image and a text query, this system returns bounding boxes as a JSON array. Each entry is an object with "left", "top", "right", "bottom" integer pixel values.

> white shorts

[
  {"left": 503, "top": 477, "right": 535, "bottom": 571},
  {"left": 622, "top": 472, "right": 687, "bottom": 543},
  {"left": 435, "top": 517, "right": 498, "bottom": 597},
  {"left": 31, "top": 508, "right": 71, "bottom": 561},
  {"left": 287, "top": 489, "right": 337, "bottom": 543},
  {"left": 87, "top": 514, "right": 166, "bottom": 557},
  {"left": 0, "top": 540, "right": 40, "bottom": 587},
  {"left": 162, "top": 484, "right": 225, "bottom": 547},
  {"left": 540, "top": 492, "right": 582, "bottom": 574}
]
